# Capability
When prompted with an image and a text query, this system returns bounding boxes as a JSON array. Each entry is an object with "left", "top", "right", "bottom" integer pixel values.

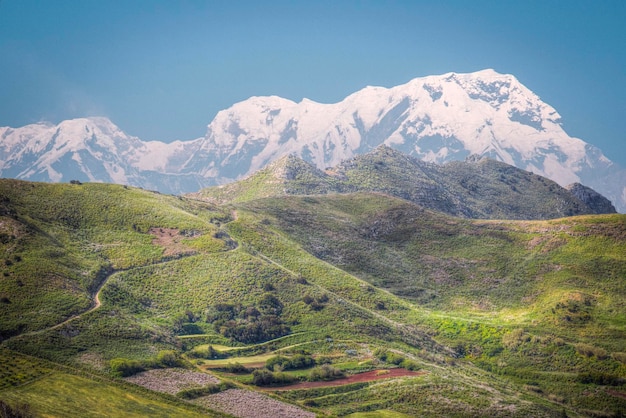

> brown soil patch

[
  {"left": 148, "top": 227, "right": 198, "bottom": 257},
  {"left": 268, "top": 368, "right": 426, "bottom": 391},
  {"left": 194, "top": 389, "right": 315, "bottom": 418},
  {"left": 125, "top": 368, "right": 219, "bottom": 395},
  {"left": 607, "top": 389, "right": 626, "bottom": 400}
]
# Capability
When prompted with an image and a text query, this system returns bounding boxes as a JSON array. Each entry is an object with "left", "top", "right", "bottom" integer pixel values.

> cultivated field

[{"left": 194, "top": 388, "right": 316, "bottom": 418}]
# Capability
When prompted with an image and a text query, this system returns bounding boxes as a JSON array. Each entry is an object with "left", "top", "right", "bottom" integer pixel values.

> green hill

[
  {"left": 0, "top": 178, "right": 624, "bottom": 417},
  {"left": 194, "top": 146, "right": 616, "bottom": 220}
]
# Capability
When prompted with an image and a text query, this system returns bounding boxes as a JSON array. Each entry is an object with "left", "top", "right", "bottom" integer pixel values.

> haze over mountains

[{"left": 1, "top": 69, "right": 624, "bottom": 212}]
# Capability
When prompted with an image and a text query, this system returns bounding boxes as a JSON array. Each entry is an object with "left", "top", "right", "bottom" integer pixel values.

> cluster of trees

[
  {"left": 177, "top": 382, "right": 234, "bottom": 400},
  {"left": 187, "top": 345, "right": 228, "bottom": 360},
  {"left": 110, "top": 350, "right": 185, "bottom": 377},
  {"left": 205, "top": 294, "right": 290, "bottom": 344},
  {"left": 577, "top": 372, "right": 624, "bottom": 386},
  {"left": 251, "top": 368, "right": 296, "bottom": 386},
  {"left": 250, "top": 354, "right": 344, "bottom": 386},
  {"left": 265, "top": 354, "right": 315, "bottom": 371},
  {"left": 302, "top": 293, "right": 329, "bottom": 311},
  {"left": 374, "top": 349, "right": 420, "bottom": 371}
]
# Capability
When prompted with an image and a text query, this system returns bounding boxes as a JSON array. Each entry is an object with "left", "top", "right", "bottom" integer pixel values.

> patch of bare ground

[
  {"left": 194, "top": 389, "right": 315, "bottom": 418},
  {"left": 148, "top": 227, "right": 198, "bottom": 257},
  {"left": 607, "top": 389, "right": 626, "bottom": 400},
  {"left": 76, "top": 352, "right": 106, "bottom": 371},
  {"left": 269, "top": 368, "right": 426, "bottom": 391},
  {"left": 124, "top": 368, "right": 220, "bottom": 395}
]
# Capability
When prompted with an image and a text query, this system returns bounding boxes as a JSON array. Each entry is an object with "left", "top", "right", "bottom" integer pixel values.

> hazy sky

[{"left": 1, "top": 0, "right": 625, "bottom": 165}]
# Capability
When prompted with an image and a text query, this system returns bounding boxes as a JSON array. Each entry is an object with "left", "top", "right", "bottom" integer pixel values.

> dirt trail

[{"left": 3, "top": 216, "right": 241, "bottom": 343}]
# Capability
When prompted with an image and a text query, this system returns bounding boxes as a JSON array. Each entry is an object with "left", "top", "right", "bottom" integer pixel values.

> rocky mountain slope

[
  {"left": 195, "top": 146, "right": 616, "bottom": 220},
  {"left": 1, "top": 70, "right": 624, "bottom": 211}
]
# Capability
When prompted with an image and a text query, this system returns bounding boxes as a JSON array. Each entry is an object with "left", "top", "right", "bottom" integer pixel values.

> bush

[
  {"left": 251, "top": 369, "right": 296, "bottom": 386},
  {"left": 177, "top": 382, "right": 234, "bottom": 399},
  {"left": 373, "top": 348, "right": 404, "bottom": 364},
  {"left": 575, "top": 343, "right": 608, "bottom": 359},
  {"left": 265, "top": 354, "right": 315, "bottom": 371},
  {"left": 612, "top": 352, "right": 626, "bottom": 364},
  {"left": 223, "top": 362, "right": 249, "bottom": 373},
  {"left": 308, "top": 364, "right": 344, "bottom": 382},
  {"left": 188, "top": 345, "right": 227, "bottom": 360},
  {"left": 386, "top": 352, "right": 405, "bottom": 365},
  {"left": 110, "top": 358, "right": 145, "bottom": 377},
  {"left": 502, "top": 328, "right": 529, "bottom": 350},
  {"left": 400, "top": 359, "right": 420, "bottom": 371},
  {"left": 156, "top": 350, "right": 184, "bottom": 367},
  {"left": 266, "top": 355, "right": 289, "bottom": 371},
  {"left": 578, "top": 372, "right": 623, "bottom": 386}
]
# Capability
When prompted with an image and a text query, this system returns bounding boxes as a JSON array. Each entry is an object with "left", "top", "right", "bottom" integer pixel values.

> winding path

[{"left": 3, "top": 212, "right": 241, "bottom": 342}]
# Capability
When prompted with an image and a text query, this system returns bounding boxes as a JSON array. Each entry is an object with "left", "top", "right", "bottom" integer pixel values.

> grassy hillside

[
  {"left": 0, "top": 179, "right": 624, "bottom": 417},
  {"left": 0, "top": 180, "right": 230, "bottom": 341},
  {"left": 0, "top": 348, "right": 222, "bottom": 417},
  {"left": 194, "top": 146, "right": 612, "bottom": 220}
]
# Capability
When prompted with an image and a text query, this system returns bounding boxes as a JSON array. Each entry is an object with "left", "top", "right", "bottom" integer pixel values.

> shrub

[
  {"left": 177, "top": 382, "right": 234, "bottom": 399},
  {"left": 385, "top": 352, "right": 405, "bottom": 365},
  {"left": 156, "top": 350, "right": 184, "bottom": 367},
  {"left": 578, "top": 372, "right": 623, "bottom": 386},
  {"left": 289, "top": 354, "right": 316, "bottom": 369},
  {"left": 308, "top": 364, "right": 344, "bottom": 382},
  {"left": 575, "top": 343, "right": 608, "bottom": 359},
  {"left": 223, "top": 362, "right": 249, "bottom": 373},
  {"left": 110, "top": 358, "right": 145, "bottom": 377},
  {"left": 400, "top": 359, "right": 420, "bottom": 371},
  {"left": 612, "top": 352, "right": 626, "bottom": 364},
  {"left": 266, "top": 356, "right": 290, "bottom": 371},
  {"left": 251, "top": 369, "right": 296, "bottom": 386},
  {"left": 502, "top": 328, "right": 529, "bottom": 350},
  {"left": 0, "top": 400, "right": 33, "bottom": 418},
  {"left": 265, "top": 354, "right": 315, "bottom": 371}
]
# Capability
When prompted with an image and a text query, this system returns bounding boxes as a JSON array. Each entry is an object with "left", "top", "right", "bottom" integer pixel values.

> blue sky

[{"left": 1, "top": 0, "right": 625, "bottom": 165}]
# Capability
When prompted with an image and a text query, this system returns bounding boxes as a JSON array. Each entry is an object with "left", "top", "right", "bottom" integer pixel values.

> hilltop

[{"left": 193, "top": 146, "right": 615, "bottom": 220}]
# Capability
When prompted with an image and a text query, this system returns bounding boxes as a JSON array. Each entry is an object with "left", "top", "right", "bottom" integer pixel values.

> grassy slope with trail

[
  {"left": 0, "top": 179, "right": 624, "bottom": 416},
  {"left": 239, "top": 193, "right": 626, "bottom": 415}
]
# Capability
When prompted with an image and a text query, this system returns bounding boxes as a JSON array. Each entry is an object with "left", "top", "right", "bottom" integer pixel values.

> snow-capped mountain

[
  {"left": 1, "top": 69, "right": 624, "bottom": 212},
  {"left": 0, "top": 117, "right": 206, "bottom": 193},
  {"left": 190, "top": 69, "right": 625, "bottom": 211}
]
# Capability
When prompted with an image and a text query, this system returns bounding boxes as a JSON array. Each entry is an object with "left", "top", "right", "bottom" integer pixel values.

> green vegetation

[
  {"left": 0, "top": 349, "right": 219, "bottom": 417},
  {"left": 196, "top": 145, "right": 605, "bottom": 220},
  {"left": 110, "top": 350, "right": 186, "bottom": 377},
  {"left": 1, "top": 177, "right": 625, "bottom": 417},
  {"left": 176, "top": 382, "right": 235, "bottom": 400}
]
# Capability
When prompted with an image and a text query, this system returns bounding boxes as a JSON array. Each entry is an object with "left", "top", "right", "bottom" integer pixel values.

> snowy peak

[
  {"left": 0, "top": 69, "right": 624, "bottom": 212},
  {"left": 0, "top": 117, "right": 147, "bottom": 184},
  {"left": 192, "top": 69, "right": 623, "bottom": 211}
]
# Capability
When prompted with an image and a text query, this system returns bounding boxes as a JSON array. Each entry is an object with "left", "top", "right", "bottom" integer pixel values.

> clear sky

[{"left": 1, "top": 0, "right": 625, "bottom": 165}]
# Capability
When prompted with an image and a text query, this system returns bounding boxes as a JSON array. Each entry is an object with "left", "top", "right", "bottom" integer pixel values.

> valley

[{"left": 0, "top": 163, "right": 624, "bottom": 416}]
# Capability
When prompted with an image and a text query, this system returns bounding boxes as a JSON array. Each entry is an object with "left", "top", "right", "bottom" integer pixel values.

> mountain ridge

[
  {"left": 193, "top": 145, "right": 616, "bottom": 220},
  {"left": 1, "top": 69, "right": 624, "bottom": 211}
]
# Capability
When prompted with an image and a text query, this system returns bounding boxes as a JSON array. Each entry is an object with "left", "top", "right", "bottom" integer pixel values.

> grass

[
  {"left": 0, "top": 349, "right": 222, "bottom": 417},
  {"left": 1, "top": 178, "right": 625, "bottom": 417},
  {"left": 197, "top": 353, "right": 277, "bottom": 368},
  {"left": 345, "top": 410, "right": 414, "bottom": 418},
  {"left": 0, "top": 373, "right": 215, "bottom": 417}
]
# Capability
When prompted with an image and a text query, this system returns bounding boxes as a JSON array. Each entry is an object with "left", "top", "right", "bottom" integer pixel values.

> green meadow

[{"left": 0, "top": 179, "right": 624, "bottom": 416}]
